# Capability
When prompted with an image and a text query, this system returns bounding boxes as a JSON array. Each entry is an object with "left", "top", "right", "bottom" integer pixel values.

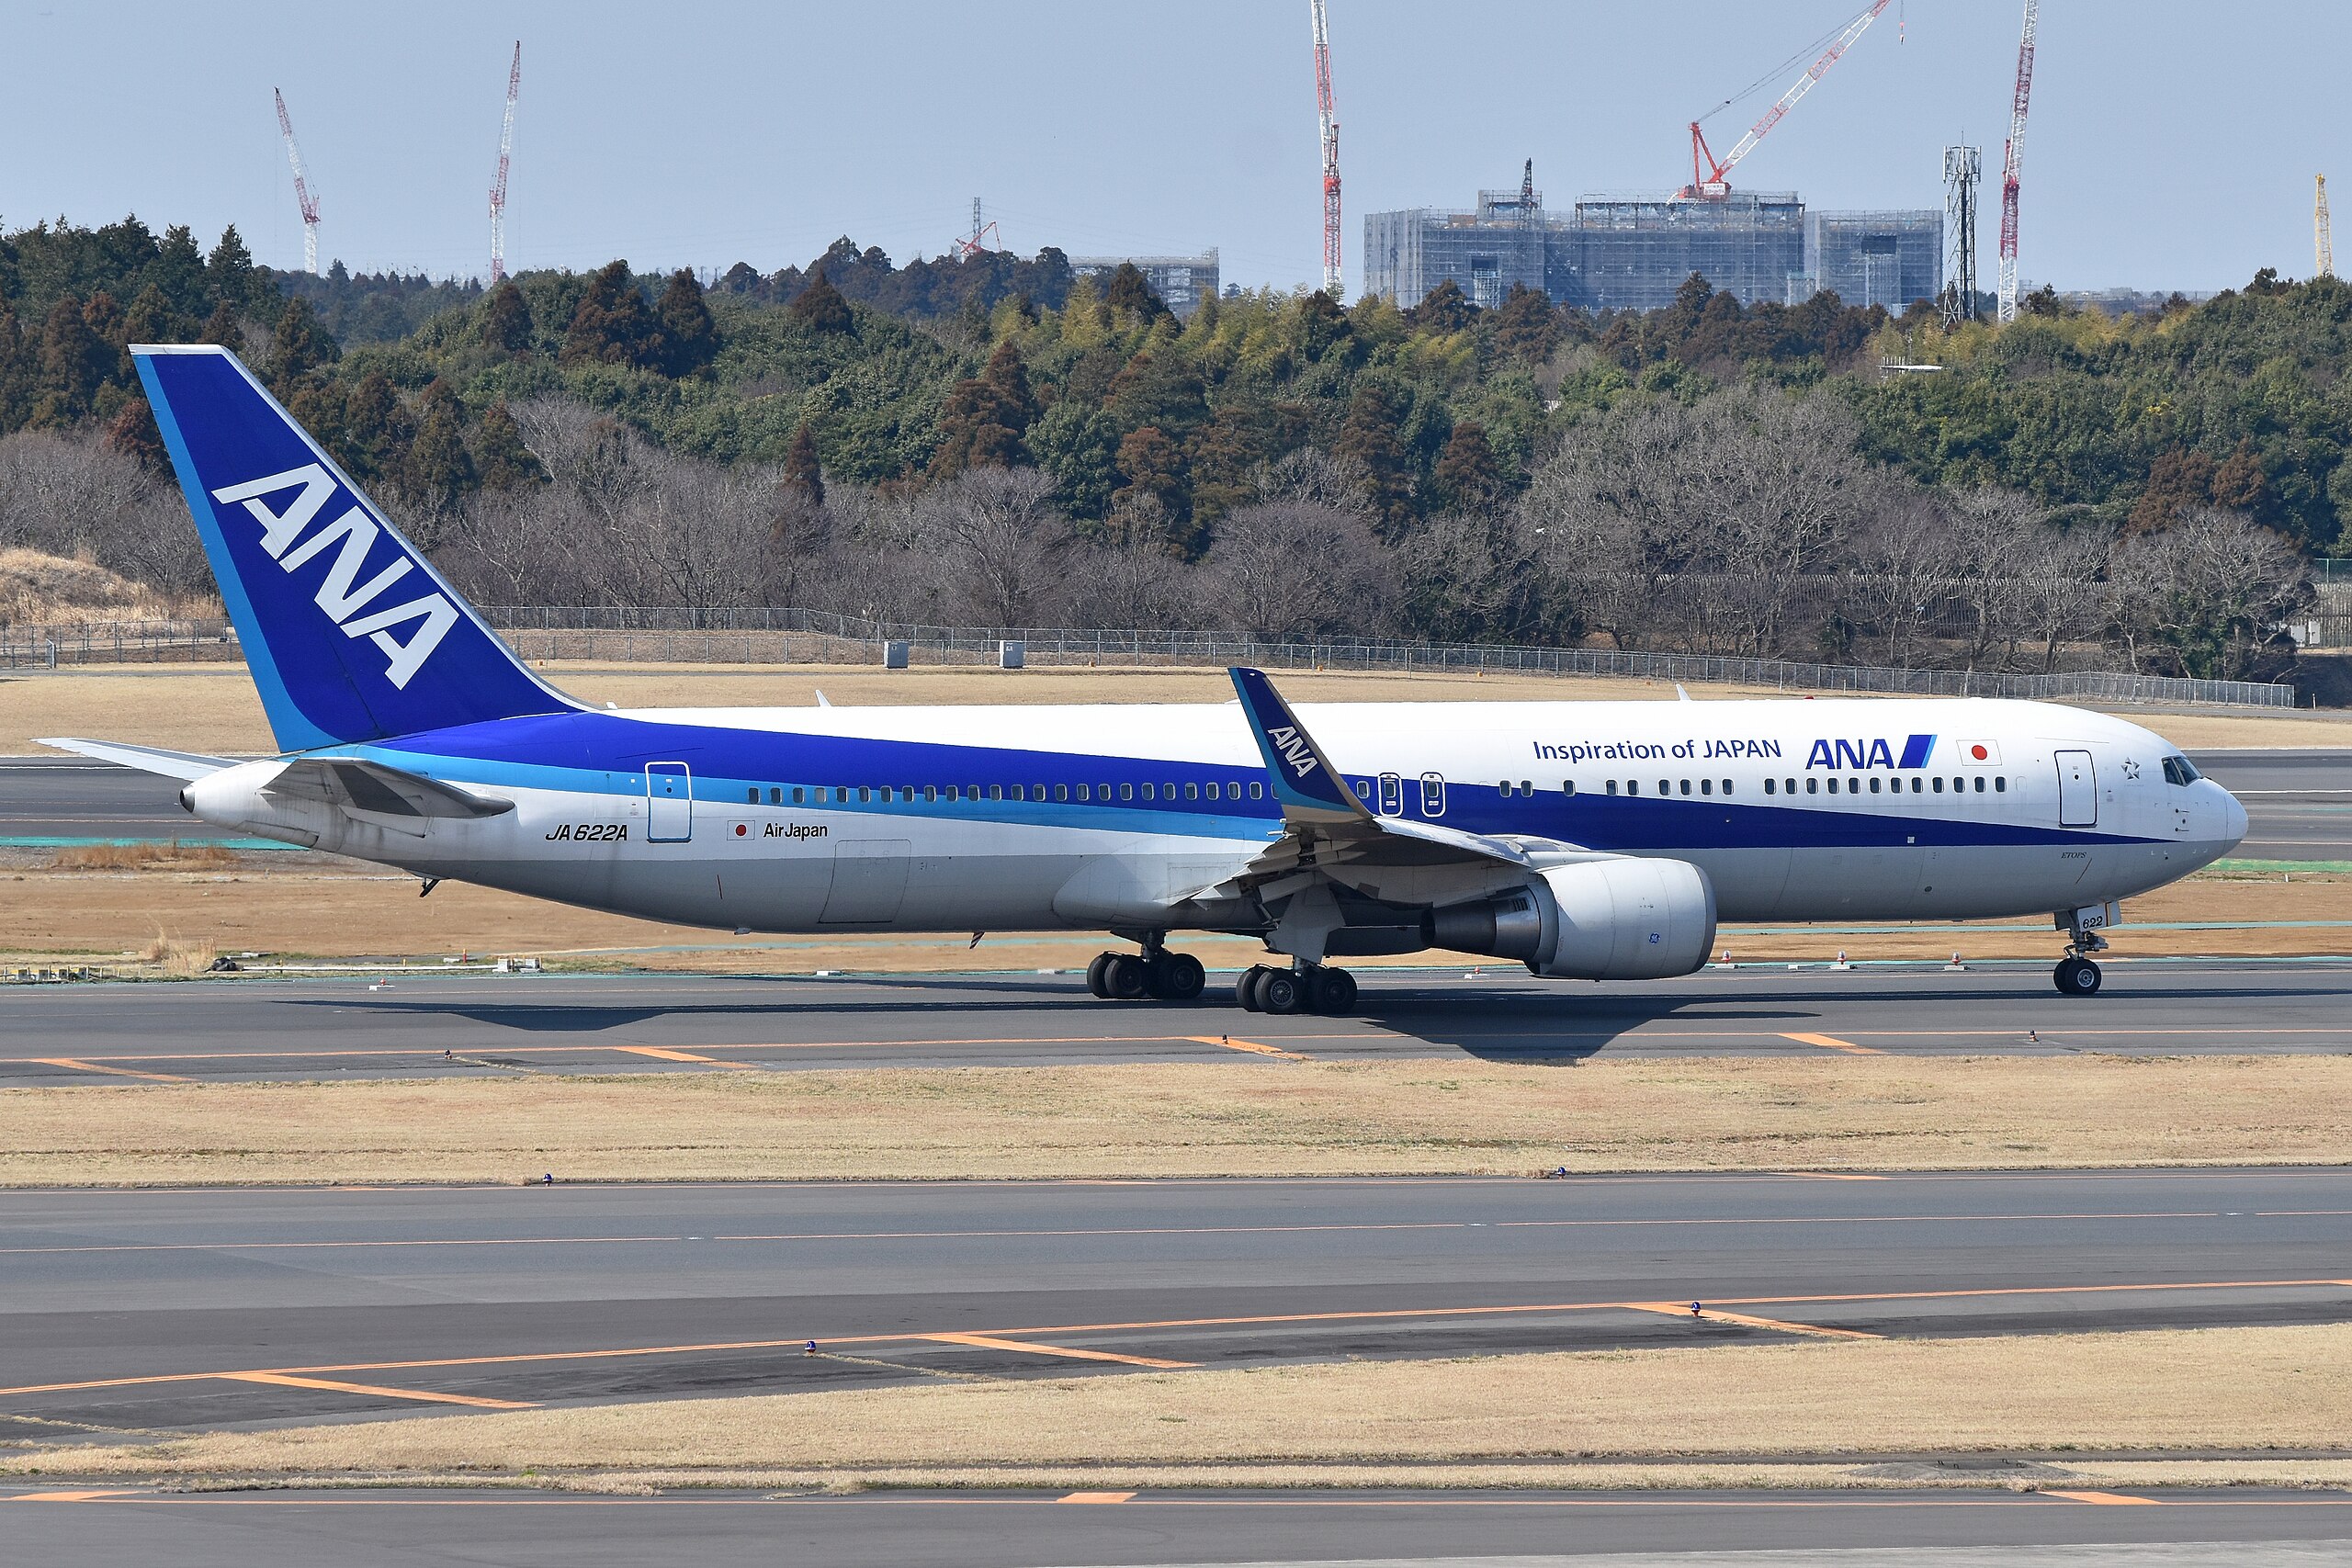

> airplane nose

[{"left": 2219, "top": 786, "right": 2248, "bottom": 851}]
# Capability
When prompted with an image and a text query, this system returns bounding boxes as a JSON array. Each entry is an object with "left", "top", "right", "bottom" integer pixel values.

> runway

[
  {"left": 2, "top": 745, "right": 2345, "bottom": 852},
  {"left": 4, "top": 1168, "right": 2348, "bottom": 1435},
  {"left": 6, "top": 963, "right": 2352, "bottom": 1084},
  {"left": 6, "top": 1485, "right": 2351, "bottom": 1567}
]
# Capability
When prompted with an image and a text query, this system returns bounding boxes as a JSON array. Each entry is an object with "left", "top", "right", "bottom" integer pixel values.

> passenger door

[
  {"left": 646, "top": 762, "right": 693, "bottom": 842},
  {"left": 2055, "top": 750, "right": 2097, "bottom": 828}
]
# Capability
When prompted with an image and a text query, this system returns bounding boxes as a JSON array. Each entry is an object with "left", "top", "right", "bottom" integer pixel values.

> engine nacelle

[{"left": 1428, "top": 857, "right": 1716, "bottom": 981}]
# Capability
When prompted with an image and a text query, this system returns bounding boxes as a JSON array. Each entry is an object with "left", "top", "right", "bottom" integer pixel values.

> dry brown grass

[
  {"left": 9, "top": 660, "right": 2348, "bottom": 757},
  {"left": 49, "top": 840, "right": 234, "bottom": 872},
  {"left": 3, "top": 1055, "right": 2346, "bottom": 1187},
  {"left": 4, "top": 856, "right": 2350, "bottom": 970},
  {"left": 0, "top": 547, "right": 183, "bottom": 625},
  {"left": 21, "top": 1325, "right": 2350, "bottom": 1489}
]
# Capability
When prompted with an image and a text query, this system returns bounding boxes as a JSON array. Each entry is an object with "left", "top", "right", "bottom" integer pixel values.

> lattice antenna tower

[
  {"left": 2319, "top": 175, "right": 2335, "bottom": 279},
  {"left": 273, "top": 89, "right": 322, "bottom": 276},
  {"left": 489, "top": 41, "right": 522, "bottom": 284},
  {"left": 951, "top": 197, "right": 1001, "bottom": 261},
  {"left": 1996, "top": 0, "right": 2039, "bottom": 322},
  {"left": 1942, "top": 145, "right": 1981, "bottom": 325},
  {"left": 1311, "top": 0, "right": 1341, "bottom": 296}
]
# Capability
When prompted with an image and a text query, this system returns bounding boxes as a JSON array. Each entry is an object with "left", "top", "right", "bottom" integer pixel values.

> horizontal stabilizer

[{"left": 36, "top": 737, "right": 234, "bottom": 781}]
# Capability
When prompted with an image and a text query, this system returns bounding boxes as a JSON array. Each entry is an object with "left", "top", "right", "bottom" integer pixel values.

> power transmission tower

[
  {"left": 1942, "top": 145, "right": 1981, "bottom": 325},
  {"left": 1310, "top": 0, "right": 1341, "bottom": 297},
  {"left": 1996, "top": 0, "right": 2040, "bottom": 322},
  {"left": 273, "top": 89, "right": 322, "bottom": 276},
  {"left": 950, "top": 197, "right": 1001, "bottom": 261},
  {"left": 488, "top": 41, "right": 521, "bottom": 283},
  {"left": 2319, "top": 175, "right": 2335, "bottom": 279}
]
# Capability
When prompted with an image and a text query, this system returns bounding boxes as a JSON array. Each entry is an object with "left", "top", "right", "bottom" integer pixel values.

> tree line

[{"left": 0, "top": 214, "right": 2328, "bottom": 682}]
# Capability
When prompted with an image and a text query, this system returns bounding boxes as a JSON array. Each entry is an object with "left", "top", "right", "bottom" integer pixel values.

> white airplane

[{"left": 42, "top": 345, "right": 2247, "bottom": 1011}]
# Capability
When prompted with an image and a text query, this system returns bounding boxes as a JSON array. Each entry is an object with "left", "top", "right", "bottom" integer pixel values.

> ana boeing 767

[{"left": 41, "top": 345, "right": 2247, "bottom": 1011}]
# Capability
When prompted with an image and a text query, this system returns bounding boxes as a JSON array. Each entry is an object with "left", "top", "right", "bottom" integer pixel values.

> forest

[{"left": 0, "top": 212, "right": 2330, "bottom": 681}]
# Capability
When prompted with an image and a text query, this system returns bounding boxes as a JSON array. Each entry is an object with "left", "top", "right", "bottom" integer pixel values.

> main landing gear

[
  {"left": 1236, "top": 962, "right": 1357, "bottom": 1017},
  {"left": 2052, "top": 906, "right": 2111, "bottom": 997},
  {"left": 1084, "top": 941, "right": 1206, "bottom": 1003}
]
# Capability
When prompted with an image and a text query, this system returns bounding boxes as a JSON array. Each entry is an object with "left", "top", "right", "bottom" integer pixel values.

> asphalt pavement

[{"left": 5, "top": 963, "right": 2352, "bottom": 1083}]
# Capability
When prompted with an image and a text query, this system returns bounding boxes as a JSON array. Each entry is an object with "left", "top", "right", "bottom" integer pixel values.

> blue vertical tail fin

[{"left": 134, "top": 344, "right": 575, "bottom": 751}]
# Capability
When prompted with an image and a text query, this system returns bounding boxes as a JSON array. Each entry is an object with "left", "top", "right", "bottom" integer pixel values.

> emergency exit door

[
  {"left": 647, "top": 761, "right": 693, "bottom": 841},
  {"left": 2055, "top": 750, "right": 2097, "bottom": 828}
]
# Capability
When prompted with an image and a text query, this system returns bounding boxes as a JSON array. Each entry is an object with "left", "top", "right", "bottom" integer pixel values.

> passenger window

[
  {"left": 1076, "top": 784, "right": 1090, "bottom": 802},
  {"left": 1679, "top": 779, "right": 1691, "bottom": 796},
  {"left": 924, "top": 785, "right": 937, "bottom": 803},
  {"left": 1933, "top": 777, "right": 1944, "bottom": 793},
  {"left": 1996, "top": 776, "right": 2007, "bottom": 793},
  {"left": 989, "top": 784, "right": 1002, "bottom": 801},
  {"left": 744, "top": 787, "right": 757, "bottom": 805},
  {"left": 1606, "top": 779, "right": 1619, "bottom": 795},
  {"left": 793, "top": 787, "right": 805, "bottom": 805},
  {"left": 1658, "top": 779, "right": 1670, "bottom": 795},
  {"left": 1765, "top": 778, "right": 1776, "bottom": 795},
  {"left": 1627, "top": 780, "right": 1639, "bottom": 795},
  {"left": 1827, "top": 778, "right": 1838, "bottom": 795},
  {"left": 1420, "top": 772, "right": 1447, "bottom": 817},
  {"left": 1786, "top": 778, "right": 1796, "bottom": 794},
  {"left": 1722, "top": 779, "right": 1734, "bottom": 795},
  {"left": 1054, "top": 784, "right": 1069, "bottom": 802},
  {"left": 1250, "top": 781, "right": 1264, "bottom": 800},
  {"left": 1012, "top": 784, "right": 1026, "bottom": 801},
  {"left": 1562, "top": 780, "right": 1576, "bottom": 796},
  {"left": 1353, "top": 780, "right": 1372, "bottom": 800},
  {"left": 1973, "top": 776, "right": 1985, "bottom": 793},
  {"left": 1869, "top": 777, "right": 1881, "bottom": 795},
  {"left": 946, "top": 785, "right": 959, "bottom": 802},
  {"left": 1163, "top": 782, "right": 1175, "bottom": 799},
  {"left": 1700, "top": 778, "right": 1713, "bottom": 796},
  {"left": 1806, "top": 778, "right": 1818, "bottom": 795},
  {"left": 1185, "top": 783, "right": 1199, "bottom": 800},
  {"left": 1121, "top": 783, "right": 1134, "bottom": 801},
  {"left": 1144, "top": 783, "right": 1158, "bottom": 801},
  {"left": 834, "top": 787, "right": 848, "bottom": 804}
]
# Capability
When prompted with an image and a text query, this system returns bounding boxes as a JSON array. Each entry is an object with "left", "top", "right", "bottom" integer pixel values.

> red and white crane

[
  {"left": 488, "top": 41, "right": 522, "bottom": 284},
  {"left": 1996, "top": 0, "right": 2040, "bottom": 321},
  {"left": 273, "top": 88, "right": 322, "bottom": 276},
  {"left": 1679, "top": 0, "right": 1890, "bottom": 200},
  {"left": 1310, "top": 0, "right": 1341, "bottom": 297}
]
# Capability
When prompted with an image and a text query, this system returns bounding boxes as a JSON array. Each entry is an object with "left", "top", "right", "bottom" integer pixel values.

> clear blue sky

[{"left": 0, "top": 0, "right": 2326, "bottom": 296}]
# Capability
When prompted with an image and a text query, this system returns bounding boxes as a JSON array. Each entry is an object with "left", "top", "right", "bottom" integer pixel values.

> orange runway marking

[
  {"left": 26, "top": 1057, "right": 188, "bottom": 1083},
  {"left": 220, "top": 1371, "right": 537, "bottom": 1409},
  {"left": 1778, "top": 1032, "right": 1882, "bottom": 1055},
  {"left": 7, "top": 1490, "right": 146, "bottom": 1503},
  {"left": 1188, "top": 1034, "right": 1312, "bottom": 1060},
  {"left": 606, "top": 1045, "right": 752, "bottom": 1068},
  {"left": 7, "top": 1278, "right": 2346, "bottom": 1402},
  {"left": 2042, "top": 1490, "right": 2165, "bottom": 1506},
  {"left": 1626, "top": 1303, "right": 1881, "bottom": 1340},
  {"left": 922, "top": 1333, "right": 1196, "bottom": 1369},
  {"left": 1057, "top": 1492, "right": 1137, "bottom": 1504}
]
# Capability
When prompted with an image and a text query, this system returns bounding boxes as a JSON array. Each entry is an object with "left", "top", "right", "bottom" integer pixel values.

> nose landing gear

[{"left": 2052, "top": 904, "right": 2114, "bottom": 997}]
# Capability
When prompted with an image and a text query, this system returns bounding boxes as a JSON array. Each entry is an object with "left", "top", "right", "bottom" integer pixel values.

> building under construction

[
  {"left": 1070, "top": 251, "right": 1220, "bottom": 320},
  {"left": 1363, "top": 185, "right": 1939, "bottom": 315}
]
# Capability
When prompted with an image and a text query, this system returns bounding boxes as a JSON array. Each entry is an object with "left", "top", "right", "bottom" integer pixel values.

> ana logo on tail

[
  {"left": 1264, "top": 724, "right": 1319, "bottom": 779},
  {"left": 210, "top": 465, "right": 458, "bottom": 689}
]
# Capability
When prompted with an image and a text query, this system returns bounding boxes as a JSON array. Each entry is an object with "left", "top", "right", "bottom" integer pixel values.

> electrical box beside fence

[
  {"left": 883, "top": 639, "right": 910, "bottom": 670},
  {"left": 999, "top": 640, "right": 1025, "bottom": 670}
]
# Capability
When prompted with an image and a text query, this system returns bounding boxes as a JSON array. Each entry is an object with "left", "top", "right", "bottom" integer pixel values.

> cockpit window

[{"left": 2161, "top": 756, "right": 2200, "bottom": 786}]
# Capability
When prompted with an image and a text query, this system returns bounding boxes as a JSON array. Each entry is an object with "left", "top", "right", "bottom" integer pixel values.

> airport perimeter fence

[
  {"left": 0, "top": 607, "right": 2297, "bottom": 708},
  {"left": 478, "top": 606, "right": 2299, "bottom": 710}
]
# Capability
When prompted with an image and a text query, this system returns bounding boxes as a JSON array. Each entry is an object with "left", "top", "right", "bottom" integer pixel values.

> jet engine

[{"left": 1427, "top": 857, "right": 1716, "bottom": 980}]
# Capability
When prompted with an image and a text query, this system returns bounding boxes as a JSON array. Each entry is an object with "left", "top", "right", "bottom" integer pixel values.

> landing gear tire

[
  {"left": 2053, "top": 956, "right": 2103, "bottom": 997},
  {"left": 1258, "top": 967, "right": 1306, "bottom": 1015},
  {"left": 1306, "top": 965, "right": 1358, "bottom": 1016},
  {"left": 1148, "top": 952, "right": 1206, "bottom": 1002},
  {"left": 1104, "top": 953, "right": 1149, "bottom": 999},
  {"left": 1237, "top": 965, "right": 1269, "bottom": 1011},
  {"left": 1085, "top": 953, "right": 1114, "bottom": 998}
]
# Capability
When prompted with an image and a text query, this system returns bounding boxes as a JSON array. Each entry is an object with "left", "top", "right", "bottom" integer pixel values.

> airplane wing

[
  {"left": 36, "top": 737, "right": 236, "bottom": 781},
  {"left": 1190, "top": 667, "right": 1583, "bottom": 905}
]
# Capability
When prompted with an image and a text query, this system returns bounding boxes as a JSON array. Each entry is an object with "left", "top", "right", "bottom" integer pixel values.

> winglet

[{"left": 1228, "top": 667, "right": 1372, "bottom": 826}]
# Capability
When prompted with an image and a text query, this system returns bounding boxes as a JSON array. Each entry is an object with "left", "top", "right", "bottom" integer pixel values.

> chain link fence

[{"left": 2, "top": 606, "right": 2298, "bottom": 708}]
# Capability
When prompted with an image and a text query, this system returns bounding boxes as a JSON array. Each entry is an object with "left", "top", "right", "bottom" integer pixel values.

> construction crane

[
  {"left": 1680, "top": 0, "right": 1891, "bottom": 200},
  {"left": 1996, "top": 0, "right": 2039, "bottom": 322},
  {"left": 1310, "top": 0, "right": 1341, "bottom": 297},
  {"left": 950, "top": 197, "right": 1001, "bottom": 262},
  {"left": 2319, "top": 175, "right": 2335, "bottom": 279},
  {"left": 273, "top": 89, "right": 322, "bottom": 276},
  {"left": 488, "top": 40, "right": 522, "bottom": 284}
]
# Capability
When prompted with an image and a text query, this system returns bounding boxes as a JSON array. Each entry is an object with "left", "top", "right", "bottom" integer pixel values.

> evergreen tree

[
  {"left": 561, "top": 260, "right": 663, "bottom": 369},
  {"left": 1335, "top": 382, "right": 1414, "bottom": 530},
  {"left": 928, "top": 340, "right": 1040, "bottom": 478},
  {"left": 198, "top": 300, "right": 242, "bottom": 349},
  {"left": 265, "top": 296, "right": 339, "bottom": 391},
  {"left": 481, "top": 280, "right": 535, "bottom": 355},
  {"left": 1491, "top": 283, "right": 1560, "bottom": 363},
  {"left": 106, "top": 397, "right": 166, "bottom": 470},
  {"left": 786, "top": 269, "right": 854, "bottom": 333},
  {"left": 1114, "top": 423, "right": 1188, "bottom": 525},
  {"left": 0, "top": 300, "right": 31, "bottom": 432},
  {"left": 35, "top": 296, "right": 107, "bottom": 421},
  {"left": 782, "top": 421, "right": 824, "bottom": 505},
  {"left": 1432, "top": 421, "right": 1500, "bottom": 510},
  {"left": 205, "top": 224, "right": 257, "bottom": 310},
  {"left": 81, "top": 290, "right": 131, "bottom": 388},
  {"left": 656, "top": 268, "right": 718, "bottom": 376},
  {"left": 473, "top": 400, "right": 548, "bottom": 490},
  {"left": 1408, "top": 279, "right": 1476, "bottom": 333},
  {"left": 151, "top": 225, "right": 209, "bottom": 316},
  {"left": 121, "top": 284, "right": 184, "bottom": 347},
  {"left": 1297, "top": 288, "right": 1351, "bottom": 362},
  {"left": 402, "top": 380, "right": 477, "bottom": 513},
  {"left": 1029, "top": 400, "right": 1120, "bottom": 520},
  {"left": 338, "top": 371, "right": 415, "bottom": 483},
  {"left": 1103, "top": 263, "right": 1170, "bottom": 323}
]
